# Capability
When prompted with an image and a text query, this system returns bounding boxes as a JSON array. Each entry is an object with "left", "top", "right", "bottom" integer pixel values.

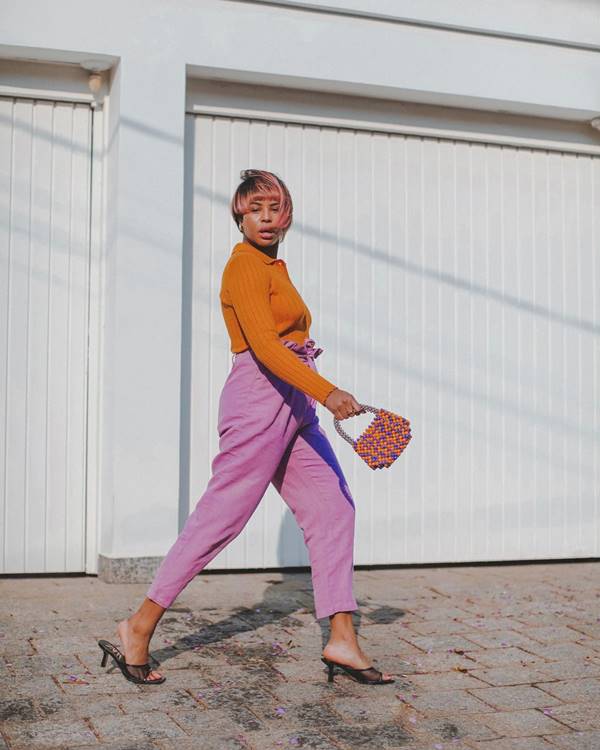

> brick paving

[{"left": 1, "top": 561, "right": 600, "bottom": 749}]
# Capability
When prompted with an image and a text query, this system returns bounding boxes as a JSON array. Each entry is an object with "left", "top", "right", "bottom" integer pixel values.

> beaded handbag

[{"left": 333, "top": 405, "right": 412, "bottom": 470}]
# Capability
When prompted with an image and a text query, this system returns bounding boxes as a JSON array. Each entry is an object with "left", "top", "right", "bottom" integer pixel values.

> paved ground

[{"left": 1, "top": 561, "right": 600, "bottom": 749}]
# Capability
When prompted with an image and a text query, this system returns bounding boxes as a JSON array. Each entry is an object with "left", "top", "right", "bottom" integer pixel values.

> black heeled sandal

[
  {"left": 98, "top": 639, "right": 166, "bottom": 685},
  {"left": 321, "top": 656, "right": 395, "bottom": 685}
]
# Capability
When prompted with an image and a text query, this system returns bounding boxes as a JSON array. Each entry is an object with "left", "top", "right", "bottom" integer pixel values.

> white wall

[
  {"left": 2, "top": 0, "right": 600, "bottom": 119},
  {"left": 1, "top": 0, "right": 599, "bottom": 564},
  {"left": 265, "top": 0, "right": 600, "bottom": 49}
]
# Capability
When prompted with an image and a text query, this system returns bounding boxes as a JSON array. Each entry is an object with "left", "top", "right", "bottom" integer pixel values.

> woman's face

[{"left": 241, "top": 193, "right": 283, "bottom": 249}]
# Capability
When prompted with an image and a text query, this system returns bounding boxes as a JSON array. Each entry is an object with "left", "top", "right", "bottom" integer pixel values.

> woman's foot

[
  {"left": 116, "top": 616, "right": 163, "bottom": 682},
  {"left": 322, "top": 640, "right": 393, "bottom": 681},
  {"left": 323, "top": 611, "right": 394, "bottom": 682}
]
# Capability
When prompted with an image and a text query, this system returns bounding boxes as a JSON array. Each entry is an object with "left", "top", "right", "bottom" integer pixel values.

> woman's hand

[{"left": 324, "top": 388, "right": 366, "bottom": 420}]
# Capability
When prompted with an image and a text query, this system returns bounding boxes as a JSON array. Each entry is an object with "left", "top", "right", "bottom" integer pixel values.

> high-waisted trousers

[{"left": 146, "top": 337, "right": 358, "bottom": 620}]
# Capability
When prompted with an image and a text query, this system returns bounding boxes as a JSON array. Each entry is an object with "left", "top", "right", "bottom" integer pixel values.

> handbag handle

[{"left": 333, "top": 404, "right": 380, "bottom": 446}]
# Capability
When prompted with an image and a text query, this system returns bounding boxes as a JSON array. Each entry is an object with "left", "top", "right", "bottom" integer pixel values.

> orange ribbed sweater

[{"left": 220, "top": 241, "right": 338, "bottom": 406}]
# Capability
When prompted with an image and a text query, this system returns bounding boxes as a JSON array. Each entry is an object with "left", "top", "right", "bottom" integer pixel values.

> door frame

[
  {"left": 0, "top": 66, "right": 108, "bottom": 574},
  {"left": 185, "top": 77, "right": 600, "bottom": 157}
]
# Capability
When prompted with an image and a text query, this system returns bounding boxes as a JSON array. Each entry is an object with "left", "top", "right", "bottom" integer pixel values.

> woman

[{"left": 98, "top": 169, "right": 394, "bottom": 686}]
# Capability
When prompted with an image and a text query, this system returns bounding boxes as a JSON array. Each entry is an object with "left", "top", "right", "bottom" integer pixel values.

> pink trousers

[{"left": 146, "top": 337, "right": 358, "bottom": 619}]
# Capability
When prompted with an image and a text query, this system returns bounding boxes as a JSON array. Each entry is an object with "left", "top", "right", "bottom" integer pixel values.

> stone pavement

[{"left": 1, "top": 561, "right": 600, "bottom": 749}]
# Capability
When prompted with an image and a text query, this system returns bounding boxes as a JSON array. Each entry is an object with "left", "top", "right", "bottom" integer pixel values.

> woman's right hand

[{"left": 324, "top": 388, "right": 366, "bottom": 420}]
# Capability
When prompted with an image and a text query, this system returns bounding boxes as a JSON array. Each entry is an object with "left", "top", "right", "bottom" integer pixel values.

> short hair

[{"left": 230, "top": 169, "right": 293, "bottom": 238}]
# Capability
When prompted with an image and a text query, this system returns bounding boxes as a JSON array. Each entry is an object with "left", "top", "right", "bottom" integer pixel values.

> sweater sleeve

[{"left": 224, "top": 255, "right": 338, "bottom": 406}]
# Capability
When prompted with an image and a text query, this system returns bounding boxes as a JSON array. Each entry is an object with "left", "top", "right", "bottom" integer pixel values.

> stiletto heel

[
  {"left": 323, "top": 658, "right": 334, "bottom": 682},
  {"left": 321, "top": 656, "right": 394, "bottom": 685},
  {"left": 97, "top": 639, "right": 166, "bottom": 685}
]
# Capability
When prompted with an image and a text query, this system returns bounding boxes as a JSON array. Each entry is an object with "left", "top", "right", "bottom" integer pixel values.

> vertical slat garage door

[
  {"left": 184, "top": 112, "right": 599, "bottom": 569},
  {"left": 0, "top": 97, "right": 92, "bottom": 573}
]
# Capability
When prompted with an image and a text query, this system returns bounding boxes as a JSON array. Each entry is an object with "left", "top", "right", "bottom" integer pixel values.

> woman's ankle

[{"left": 126, "top": 613, "right": 154, "bottom": 638}]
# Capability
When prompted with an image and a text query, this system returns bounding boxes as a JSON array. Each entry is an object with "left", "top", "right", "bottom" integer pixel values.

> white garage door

[
  {"left": 183, "top": 105, "right": 599, "bottom": 569},
  {"left": 0, "top": 97, "right": 92, "bottom": 573}
]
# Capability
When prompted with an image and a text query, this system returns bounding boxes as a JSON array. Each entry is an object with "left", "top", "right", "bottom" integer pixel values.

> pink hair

[{"left": 230, "top": 169, "right": 293, "bottom": 236}]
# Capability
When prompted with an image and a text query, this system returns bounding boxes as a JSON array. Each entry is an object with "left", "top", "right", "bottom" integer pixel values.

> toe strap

[
  {"left": 357, "top": 666, "right": 383, "bottom": 679},
  {"left": 124, "top": 662, "right": 153, "bottom": 680}
]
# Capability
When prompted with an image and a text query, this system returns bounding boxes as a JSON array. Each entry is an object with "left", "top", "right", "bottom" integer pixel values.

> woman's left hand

[{"left": 324, "top": 388, "right": 367, "bottom": 420}]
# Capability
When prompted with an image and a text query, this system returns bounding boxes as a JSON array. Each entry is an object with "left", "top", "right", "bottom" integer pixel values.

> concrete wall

[{"left": 1, "top": 0, "right": 599, "bottom": 568}]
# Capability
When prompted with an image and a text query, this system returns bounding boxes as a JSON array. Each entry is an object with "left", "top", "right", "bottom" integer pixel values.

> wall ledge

[{"left": 98, "top": 554, "right": 163, "bottom": 584}]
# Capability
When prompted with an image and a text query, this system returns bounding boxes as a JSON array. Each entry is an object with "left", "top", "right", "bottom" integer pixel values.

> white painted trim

[
  {"left": 0, "top": 85, "right": 97, "bottom": 105},
  {"left": 84, "top": 103, "right": 106, "bottom": 575},
  {"left": 188, "top": 103, "right": 600, "bottom": 156}
]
